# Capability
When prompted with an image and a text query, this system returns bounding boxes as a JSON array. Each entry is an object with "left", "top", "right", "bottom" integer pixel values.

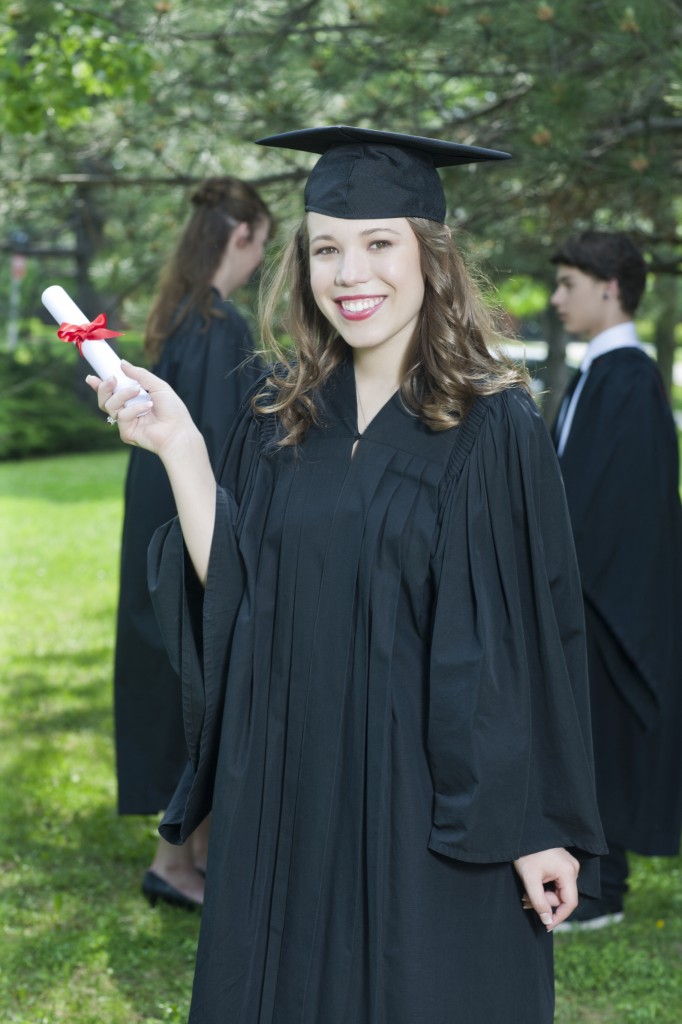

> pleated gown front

[{"left": 149, "top": 359, "right": 606, "bottom": 1024}]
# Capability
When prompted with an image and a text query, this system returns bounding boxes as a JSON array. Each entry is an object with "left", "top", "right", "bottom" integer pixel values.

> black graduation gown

[
  {"left": 114, "top": 294, "right": 260, "bottom": 814},
  {"left": 556, "top": 347, "right": 682, "bottom": 855},
  {"left": 149, "top": 362, "right": 606, "bottom": 1024}
]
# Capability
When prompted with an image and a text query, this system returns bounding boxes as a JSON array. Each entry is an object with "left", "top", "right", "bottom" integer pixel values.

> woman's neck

[
  {"left": 352, "top": 345, "right": 403, "bottom": 391},
  {"left": 352, "top": 348, "right": 402, "bottom": 430}
]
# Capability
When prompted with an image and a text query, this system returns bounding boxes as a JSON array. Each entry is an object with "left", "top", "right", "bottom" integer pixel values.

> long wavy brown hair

[
  {"left": 254, "top": 217, "right": 529, "bottom": 446},
  {"left": 145, "top": 177, "right": 273, "bottom": 364}
]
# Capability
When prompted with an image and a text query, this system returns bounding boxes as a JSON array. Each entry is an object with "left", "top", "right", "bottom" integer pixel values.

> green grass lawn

[
  {"left": 1, "top": 451, "right": 681, "bottom": 1023},
  {"left": 0, "top": 452, "right": 198, "bottom": 1024}
]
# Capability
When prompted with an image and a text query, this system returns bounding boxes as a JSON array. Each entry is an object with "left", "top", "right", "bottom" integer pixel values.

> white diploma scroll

[{"left": 42, "top": 285, "right": 149, "bottom": 404}]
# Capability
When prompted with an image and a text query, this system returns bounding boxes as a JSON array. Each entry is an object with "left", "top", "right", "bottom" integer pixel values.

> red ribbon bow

[{"left": 57, "top": 313, "right": 123, "bottom": 356}]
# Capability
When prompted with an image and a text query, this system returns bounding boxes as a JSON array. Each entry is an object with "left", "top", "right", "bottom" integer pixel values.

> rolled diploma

[{"left": 41, "top": 285, "right": 149, "bottom": 405}]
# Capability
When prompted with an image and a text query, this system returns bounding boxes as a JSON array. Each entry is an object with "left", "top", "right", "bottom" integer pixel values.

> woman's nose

[{"left": 335, "top": 249, "right": 370, "bottom": 286}]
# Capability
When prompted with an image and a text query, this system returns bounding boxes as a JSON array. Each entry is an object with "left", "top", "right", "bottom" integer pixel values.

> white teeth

[{"left": 339, "top": 297, "right": 382, "bottom": 312}]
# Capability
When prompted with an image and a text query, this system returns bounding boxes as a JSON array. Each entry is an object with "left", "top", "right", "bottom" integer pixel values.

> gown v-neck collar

[
  {"left": 332, "top": 354, "right": 405, "bottom": 447},
  {"left": 314, "top": 354, "right": 464, "bottom": 467}
]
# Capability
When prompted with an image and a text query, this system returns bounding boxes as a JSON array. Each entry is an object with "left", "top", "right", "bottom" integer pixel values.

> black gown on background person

[
  {"left": 149, "top": 359, "right": 606, "bottom": 1023},
  {"left": 557, "top": 347, "right": 682, "bottom": 855},
  {"left": 115, "top": 291, "right": 260, "bottom": 814}
]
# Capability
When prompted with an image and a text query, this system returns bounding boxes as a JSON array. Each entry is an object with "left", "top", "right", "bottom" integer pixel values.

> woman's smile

[{"left": 335, "top": 295, "right": 386, "bottom": 319}]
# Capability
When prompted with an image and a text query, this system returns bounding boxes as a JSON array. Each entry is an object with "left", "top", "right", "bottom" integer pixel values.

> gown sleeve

[
  {"left": 146, "top": 397, "right": 265, "bottom": 843},
  {"left": 427, "top": 388, "right": 607, "bottom": 895}
]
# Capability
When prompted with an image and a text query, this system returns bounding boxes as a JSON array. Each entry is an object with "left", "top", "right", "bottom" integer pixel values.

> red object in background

[{"left": 11, "top": 254, "right": 26, "bottom": 281}]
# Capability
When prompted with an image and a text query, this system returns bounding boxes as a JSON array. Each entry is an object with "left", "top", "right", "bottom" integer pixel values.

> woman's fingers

[
  {"left": 85, "top": 373, "right": 117, "bottom": 412},
  {"left": 85, "top": 373, "right": 126, "bottom": 415},
  {"left": 107, "top": 385, "right": 146, "bottom": 415},
  {"left": 120, "top": 360, "right": 165, "bottom": 393},
  {"left": 522, "top": 890, "right": 560, "bottom": 910},
  {"left": 522, "top": 875, "right": 556, "bottom": 930},
  {"left": 85, "top": 363, "right": 192, "bottom": 455},
  {"left": 85, "top": 372, "right": 148, "bottom": 420},
  {"left": 514, "top": 848, "right": 580, "bottom": 932},
  {"left": 550, "top": 868, "right": 580, "bottom": 927}
]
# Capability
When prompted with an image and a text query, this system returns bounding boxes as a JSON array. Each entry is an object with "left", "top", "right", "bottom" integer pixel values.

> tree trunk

[
  {"left": 540, "top": 303, "right": 569, "bottom": 427},
  {"left": 71, "top": 180, "right": 105, "bottom": 316},
  {"left": 653, "top": 272, "right": 679, "bottom": 399}
]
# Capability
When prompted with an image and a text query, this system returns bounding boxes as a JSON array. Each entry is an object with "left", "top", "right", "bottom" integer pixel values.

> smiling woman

[
  {"left": 257, "top": 212, "right": 523, "bottom": 446},
  {"left": 307, "top": 216, "right": 425, "bottom": 414},
  {"left": 86, "top": 125, "right": 607, "bottom": 1024}
]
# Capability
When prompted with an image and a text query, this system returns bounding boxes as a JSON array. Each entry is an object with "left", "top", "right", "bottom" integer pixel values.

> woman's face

[
  {"left": 213, "top": 218, "right": 271, "bottom": 298},
  {"left": 307, "top": 213, "right": 424, "bottom": 366},
  {"left": 236, "top": 218, "right": 271, "bottom": 287}
]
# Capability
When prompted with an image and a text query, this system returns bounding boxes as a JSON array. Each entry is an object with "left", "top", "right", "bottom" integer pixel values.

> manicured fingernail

[{"left": 540, "top": 913, "right": 552, "bottom": 925}]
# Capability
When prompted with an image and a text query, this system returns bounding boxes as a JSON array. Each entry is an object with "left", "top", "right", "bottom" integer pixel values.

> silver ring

[{"left": 106, "top": 415, "right": 118, "bottom": 426}]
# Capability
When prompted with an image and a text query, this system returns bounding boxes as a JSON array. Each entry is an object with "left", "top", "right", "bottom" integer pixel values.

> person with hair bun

[
  {"left": 114, "top": 176, "right": 273, "bottom": 911},
  {"left": 90, "top": 128, "right": 605, "bottom": 1021}
]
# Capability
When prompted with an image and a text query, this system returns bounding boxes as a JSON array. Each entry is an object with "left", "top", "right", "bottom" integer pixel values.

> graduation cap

[{"left": 256, "top": 125, "right": 511, "bottom": 223}]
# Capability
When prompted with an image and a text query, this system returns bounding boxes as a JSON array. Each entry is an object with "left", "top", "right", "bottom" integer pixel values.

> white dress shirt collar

[
  {"left": 557, "top": 321, "right": 643, "bottom": 458},
  {"left": 580, "top": 321, "right": 643, "bottom": 372}
]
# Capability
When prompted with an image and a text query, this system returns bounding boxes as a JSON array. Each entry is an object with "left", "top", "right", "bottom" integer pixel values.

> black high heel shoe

[{"left": 141, "top": 870, "right": 202, "bottom": 912}]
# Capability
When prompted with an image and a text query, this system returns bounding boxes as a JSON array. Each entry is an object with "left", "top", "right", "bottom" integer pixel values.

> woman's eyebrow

[
  {"left": 361, "top": 227, "right": 400, "bottom": 235},
  {"left": 310, "top": 227, "right": 402, "bottom": 244}
]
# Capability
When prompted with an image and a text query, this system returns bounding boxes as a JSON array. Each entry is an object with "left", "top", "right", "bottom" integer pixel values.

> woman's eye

[
  {"left": 369, "top": 239, "right": 391, "bottom": 250},
  {"left": 312, "top": 246, "right": 337, "bottom": 256}
]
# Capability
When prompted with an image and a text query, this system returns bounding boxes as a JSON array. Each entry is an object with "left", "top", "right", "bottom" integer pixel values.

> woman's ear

[{"left": 230, "top": 222, "right": 252, "bottom": 250}]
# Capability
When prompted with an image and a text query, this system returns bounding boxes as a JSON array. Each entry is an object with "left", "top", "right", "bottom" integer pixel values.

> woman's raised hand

[{"left": 86, "top": 360, "right": 199, "bottom": 458}]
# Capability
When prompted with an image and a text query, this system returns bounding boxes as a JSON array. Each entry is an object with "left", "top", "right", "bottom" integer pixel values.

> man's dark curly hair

[{"left": 550, "top": 230, "right": 647, "bottom": 316}]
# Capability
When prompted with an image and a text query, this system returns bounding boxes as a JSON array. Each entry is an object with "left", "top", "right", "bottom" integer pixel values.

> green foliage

[
  {"left": 0, "top": 337, "right": 145, "bottom": 460},
  {"left": 0, "top": 0, "right": 679, "bottom": 404},
  {"left": 0, "top": 449, "right": 681, "bottom": 1021},
  {"left": 0, "top": 1, "right": 153, "bottom": 133},
  {"left": 497, "top": 275, "right": 550, "bottom": 319}
]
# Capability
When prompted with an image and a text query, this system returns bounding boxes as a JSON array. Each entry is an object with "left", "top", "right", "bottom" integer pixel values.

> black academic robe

[
  {"left": 556, "top": 347, "right": 682, "bottom": 855},
  {"left": 114, "top": 293, "right": 260, "bottom": 814},
  {"left": 149, "top": 360, "right": 605, "bottom": 1024}
]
